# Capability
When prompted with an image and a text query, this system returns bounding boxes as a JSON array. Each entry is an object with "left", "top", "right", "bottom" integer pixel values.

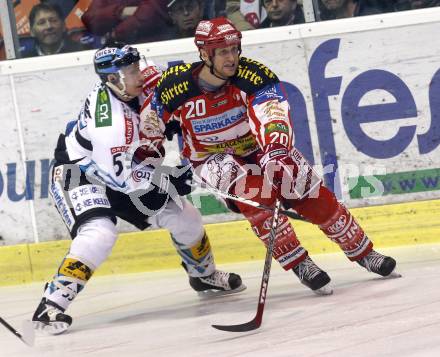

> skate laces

[
  {"left": 360, "top": 251, "right": 385, "bottom": 273},
  {"left": 201, "top": 270, "right": 230, "bottom": 290},
  {"left": 38, "top": 304, "right": 63, "bottom": 321},
  {"left": 295, "top": 257, "right": 322, "bottom": 281}
]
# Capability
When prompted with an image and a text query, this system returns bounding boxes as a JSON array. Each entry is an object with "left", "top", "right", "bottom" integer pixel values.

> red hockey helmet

[{"left": 194, "top": 17, "right": 242, "bottom": 57}]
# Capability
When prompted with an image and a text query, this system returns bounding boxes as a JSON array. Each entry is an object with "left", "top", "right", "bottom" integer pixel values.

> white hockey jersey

[{"left": 64, "top": 82, "right": 153, "bottom": 193}]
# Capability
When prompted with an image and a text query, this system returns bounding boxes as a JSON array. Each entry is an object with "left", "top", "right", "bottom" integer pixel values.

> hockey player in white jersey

[{"left": 31, "top": 42, "right": 245, "bottom": 335}]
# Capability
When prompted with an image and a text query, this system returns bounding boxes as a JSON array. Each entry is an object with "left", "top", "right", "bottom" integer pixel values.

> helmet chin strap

[
  {"left": 199, "top": 52, "right": 230, "bottom": 82},
  {"left": 105, "top": 70, "right": 135, "bottom": 101},
  {"left": 202, "top": 48, "right": 242, "bottom": 82},
  {"left": 208, "top": 60, "right": 230, "bottom": 81}
]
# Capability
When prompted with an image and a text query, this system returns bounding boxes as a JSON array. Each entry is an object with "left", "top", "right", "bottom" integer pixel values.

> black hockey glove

[
  {"left": 164, "top": 120, "right": 182, "bottom": 141},
  {"left": 168, "top": 165, "right": 193, "bottom": 196},
  {"left": 54, "top": 134, "right": 70, "bottom": 163}
]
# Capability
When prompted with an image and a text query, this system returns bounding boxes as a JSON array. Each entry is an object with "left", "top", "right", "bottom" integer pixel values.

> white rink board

[
  {"left": 0, "top": 9, "right": 439, "bottom": 243},
  {"left": 301, "top": 22, "right": 440, "bottom": 206},
  {"left": 0, "top": 75, "right": 34, "bottom": 242}
]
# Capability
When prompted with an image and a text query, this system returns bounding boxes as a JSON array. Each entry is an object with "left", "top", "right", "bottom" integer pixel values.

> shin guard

[{"left": 319, "top": 203, "right": 373, "bottom": 261}]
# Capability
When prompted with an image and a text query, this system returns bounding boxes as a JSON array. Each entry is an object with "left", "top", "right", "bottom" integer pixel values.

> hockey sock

[
  {"left": 248, "top": 209, "right": 307, "bottom": 270},
  {"left": 43, "top": 255, "right": 93, "bottom": 311},
  {"left": 319, "top": 203, "right": 373, "bottom": 261},
  {"left": 172, "top": 232, "right": 216, "bottom": 277},
  {"left": 232, "top": 175, "right": 307, "bottom": 270},
  {"left": 293, "top": 185, "right": 372, "bottom": 261}
]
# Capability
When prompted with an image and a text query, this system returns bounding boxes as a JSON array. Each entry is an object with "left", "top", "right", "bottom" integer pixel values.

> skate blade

[
  {"left": 33, "top": 321, "right": 70, "bottom": 335},
  {"left": 197, "top": 284, "right": 247, "bottom": 298},
  {"left": 384, "top": 271, "right": 402, "bottom": 279},
  {"left": 312, "top": 285, "right": 333, "bottom": 296}
]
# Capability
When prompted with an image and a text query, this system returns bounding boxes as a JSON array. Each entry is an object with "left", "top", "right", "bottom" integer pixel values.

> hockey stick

[
  {"left": 212, "top": 199, "right": 281, "bottom": 332},
  {"left": 0, "top": 317, "right": 35, "bottom": 346},
  {"left": 191, "top": 174, "right": 305, "bottom": 222}
]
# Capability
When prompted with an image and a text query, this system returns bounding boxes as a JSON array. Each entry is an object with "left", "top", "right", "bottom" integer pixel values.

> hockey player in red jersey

[{"left": 141, "top": 17, "right": 399, "bottom": 295}]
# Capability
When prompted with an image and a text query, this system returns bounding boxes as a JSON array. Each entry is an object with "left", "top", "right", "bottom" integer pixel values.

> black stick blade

[
  {"left": 212, "top": 317, "right": 261, "bottom": 332},
  {"left": 0, "top": 317, "right": 34, "bottom": 346},
  {"left": 281, "top": 209, "right": 306, "bottom": 222},
  {"left": 211, "top": 200, "right": 280, "bottom": 333}
]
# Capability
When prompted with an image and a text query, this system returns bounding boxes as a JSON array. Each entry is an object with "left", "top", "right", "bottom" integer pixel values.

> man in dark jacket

[
  {"left": 166, "top": 0, "right": 205, "bottom": 39},
  {"left": 393, "top": 0, "right": 440, "bottom": 10},
  {"left": 318, "top": 0, "right": 382, "bottom": 21},
  {"left": 260, "top": 0, "right": 305, "bottom": 28},
  {"left": 81, "top": 0, "right": 171, "bottom": 44},
  {"left": 21, "top": 3, "right": 90, "bottom": 58}
]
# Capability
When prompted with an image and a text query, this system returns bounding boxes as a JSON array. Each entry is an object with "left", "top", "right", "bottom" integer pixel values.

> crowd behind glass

[{"left": 0, "top": 0, "right": 438, "bottom": 60}]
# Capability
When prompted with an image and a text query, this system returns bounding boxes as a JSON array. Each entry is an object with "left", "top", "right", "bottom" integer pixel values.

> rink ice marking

[{"left": 1, "top": 199, "right": 440, "bottom": 286}]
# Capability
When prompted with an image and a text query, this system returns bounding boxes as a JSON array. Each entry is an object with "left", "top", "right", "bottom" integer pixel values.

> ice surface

[{"left": 1, "top": 244, "right": 440, "bottom": 357}]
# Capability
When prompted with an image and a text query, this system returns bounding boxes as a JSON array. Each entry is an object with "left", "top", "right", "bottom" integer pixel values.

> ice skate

[
  {"left": 293, "top": 256, "right": 333, "bottom": 295},
  {"left": 32, "top": 298, "right": 72, "bottom": 335},
  {"left": 357, "top": 250, "right": 401, "bottom": 278},
  {"left": 188, "top": 268, "right": 247, "bottom": 298}
]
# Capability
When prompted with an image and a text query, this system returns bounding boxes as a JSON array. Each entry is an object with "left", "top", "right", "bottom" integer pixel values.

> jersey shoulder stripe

[
  {"left": 231, "top": 57, "right": 279, "bottom": 95},
  {"left": 155, "top": 62, "right": 202, "bottom": 112},
  {"left": 74, "top": 127, "right": 93, "bottom": 151}
]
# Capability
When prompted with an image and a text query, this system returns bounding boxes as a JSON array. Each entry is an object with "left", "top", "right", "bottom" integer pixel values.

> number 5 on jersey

[{"left": 113, "top": 153, "right": 123, "bottom": 176}]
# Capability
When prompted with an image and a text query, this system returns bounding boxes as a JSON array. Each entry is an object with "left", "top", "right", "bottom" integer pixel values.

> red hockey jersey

[{"left": 141, "top": 57, "right": 293, "bottom": 162}]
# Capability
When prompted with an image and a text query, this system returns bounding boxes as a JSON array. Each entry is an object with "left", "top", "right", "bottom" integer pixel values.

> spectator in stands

[
  {"left": 0, "top": 36, "right": 5, "bottom": 61},
  {"left": 317, "top": 0, "right": 383, "bottom": 21},
  {"left": 203, "top": 0, "right": 221, "bottom": 18},
  {"left": 166, "top": 0, "right": 205, "bottom": 38},
  {"left": 21, "top": 3, "right": 91, "bottom": 58},
  {"left": 41, "top": 0, "right": 77, "bottom": 19},
  {"left": 260, "top": 0, "right": 305, "bottom": 28},
  {"left": 393, "top": 0, "right": 440, "bottom": 10},
  {"left": 82, "top": 0, "right": 170, "bottom": 44}
]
